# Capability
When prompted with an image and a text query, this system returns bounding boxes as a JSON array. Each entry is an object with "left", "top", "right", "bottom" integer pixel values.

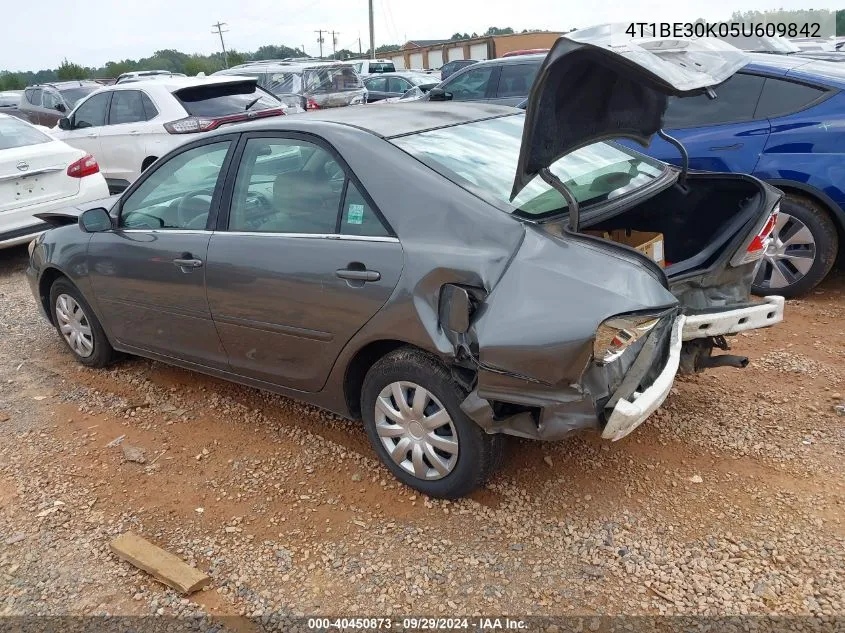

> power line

[{"left": 211, "top": 21, "right": 230, "bottom": 68}]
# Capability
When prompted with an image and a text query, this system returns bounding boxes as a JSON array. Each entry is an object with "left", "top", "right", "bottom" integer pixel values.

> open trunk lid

[{"left": 511, "top": 25, "right": 750, "bottom": 200}]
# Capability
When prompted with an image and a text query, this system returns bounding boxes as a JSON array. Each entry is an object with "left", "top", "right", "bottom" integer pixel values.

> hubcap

[
  {"left": 375, "top": 381, "right": 459, "bottom": 481},
  {"left": 754, "top": 211, "right": 816, "bottom": 290},
  {"left": 55, "top": 294, "right": 94, "bottom": 358}
]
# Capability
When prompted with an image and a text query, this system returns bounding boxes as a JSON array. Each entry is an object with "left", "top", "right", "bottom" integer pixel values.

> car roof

[
  {"left": 30, "top": 80, "right": 100, "bottom": 89},
  {"left": 101, "top": 75, "right": 261, "bottom": 92},
  {"left": 221, "top": 61, "right": 348, "bottom": 73},
  {"left": 365, "top": 71, "right": 436, "bottom": 79},
  {"left": 744, "top": 53, "right": 845, "bottom": 87},
  {"left": 219, "top": 102, "right": 519, "bottom": 139},
  {"left": 470, "top": 54, "right": 546, "bottom": 67}
]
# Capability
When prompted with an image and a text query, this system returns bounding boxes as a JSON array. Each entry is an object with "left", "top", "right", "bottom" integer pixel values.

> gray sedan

[{"left": 27, "top": 30, "right": 784, "bottom": 498}]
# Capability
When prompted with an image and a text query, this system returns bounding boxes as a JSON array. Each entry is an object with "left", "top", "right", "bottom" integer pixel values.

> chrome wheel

[
  {"left": 754, "top": 211, "right": 816, "bottom": 290},
  {"left": 375, "top": 381, "right": 459, "bottom": 481},
  {"left": 55, "top": 294, "right": 94, "bottom": 358}
]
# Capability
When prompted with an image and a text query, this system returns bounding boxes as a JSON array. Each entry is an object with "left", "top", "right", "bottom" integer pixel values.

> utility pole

[
  {"left": 331, "top": 31, "right": 340, "bottom": 58},
  {"left": 358, "top": 36, "right": 362, "bottom": 56},
  {"left": 368, "top": 0, "right": 375, "bottom": 57},
  {"left": 211, "top": 21, "right": 230, "bottom": 68},
  {"left": 314, "top": 29, "right": 325, "bottom": 58}
]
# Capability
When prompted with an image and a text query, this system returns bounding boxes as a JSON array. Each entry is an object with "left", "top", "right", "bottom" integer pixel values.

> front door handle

[
  {"left": 85, "top": 133, "right": 97, "bottom": 138},
  {"left": 709, "top": 143, "right": 743, "bottom": 151},
  {"left": 336, "top": 268, "right": 380, "bottom": 282},
  {"left": 173, "top": 257, "right": 203, "bottom": 272}
]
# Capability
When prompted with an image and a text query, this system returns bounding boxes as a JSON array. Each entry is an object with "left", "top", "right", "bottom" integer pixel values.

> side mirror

[
  {"left": 79, "top": 208, "right": 112, "bottom": 233},
  {"left": 55, "top": 103, "right": 66, "bottom": 113},
  {"left": 439, "top": 284, "right": 471, "bottom": 334},
  {"left": 428, "top": 88, "right": 452, "bottom": 101},
  {"left": 58, "top": 117, "right": 71, "bottom": 130}
]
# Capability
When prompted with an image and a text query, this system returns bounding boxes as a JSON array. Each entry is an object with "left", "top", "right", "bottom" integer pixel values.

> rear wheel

[
  {"left": 361, "top": 347, "right": 500, "bottom": 499},
  {"left": 752, "top": 194, "right": 838, "bottom": 298},
  {"left": 49, "top": 278, "right": 115, "bottom": 367}
]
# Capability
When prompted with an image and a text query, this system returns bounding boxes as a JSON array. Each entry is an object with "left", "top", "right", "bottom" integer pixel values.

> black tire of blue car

[
  {"left": 49, "top": 278, "right": 116, "bottom": 368},
  {"left": 752, "top": 194, "right": 839, "bottom": 299},
  {"left": 361, "top": 347, "right": 503, "bottom": 499}
]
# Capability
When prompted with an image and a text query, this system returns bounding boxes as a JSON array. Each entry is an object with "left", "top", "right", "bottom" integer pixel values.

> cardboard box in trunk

[{"left": 585, "top": 229, "right": 665, "bottom": 267}]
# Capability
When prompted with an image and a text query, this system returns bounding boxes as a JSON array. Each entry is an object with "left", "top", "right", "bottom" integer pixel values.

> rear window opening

[
  {"left": 368, "top": 62, "right": 396, "bottom": 73},
  {"left": 174, "top": 81, "right": 279, "bottom": 117}
]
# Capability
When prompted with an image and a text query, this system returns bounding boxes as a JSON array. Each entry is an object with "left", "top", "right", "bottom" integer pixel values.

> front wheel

[
  {"left": 360, "top": 347, "right": 501, "bottom": 499},
  {"left": 752, "top": 194, "right": 838, "bottom": 298},
  {"left": 49, "top": 278, "right": 115, "bottom": 367}
]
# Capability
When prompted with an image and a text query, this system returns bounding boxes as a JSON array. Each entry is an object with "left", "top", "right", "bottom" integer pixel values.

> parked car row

[{"left": 24, "top": 30, "right": 788, "bottom": 499}]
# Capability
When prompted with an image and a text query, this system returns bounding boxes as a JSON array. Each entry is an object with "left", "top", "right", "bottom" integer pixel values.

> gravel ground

[{"left": 0, "top": 245, "right": 843, "bottom": 630}]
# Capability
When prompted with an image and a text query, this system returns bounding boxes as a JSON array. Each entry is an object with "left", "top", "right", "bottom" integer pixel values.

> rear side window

[
  {"left": 445, "top": 66, "right": 494, "bottom": 100},
  {"left": 174, "top": 82, "right": 278, "bottom": 117},
  {"left": 109, "top": 90, "right": 147, "bottom": 124},
  {"left": 0, "top": 117, "right": 50, "bottom": 150},
  {"left": 141, "top": 92, "right": 158, "bottom": 119},
  {"left": 387, "top": 77, "right": 411, "bottom": 93},
  {"left": 25, "top": 88, "right": 42, "bottom": 107},
  {"left": 496, "top": 63, "right": 539, "bottom": 98},
  {"left": 340, "top": 181, "right": 389, "bottom": 237},
  {"left": 663, "top": 73, "right": 765, "bottom": 128},
  {"left": 73, "top": 92, "right": 110, "bottom": 128},
  {"left": 41, "top": 90, "right": 63, "bottom": 110},
  {"left": 754, "top": 78, "right": 828, "bottom": 118}
]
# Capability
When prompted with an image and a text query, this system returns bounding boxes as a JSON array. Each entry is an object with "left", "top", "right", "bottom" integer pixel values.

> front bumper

[
  {"left": 682, "top": 296, "right": 784, "bottom": 341},
  {"left": 601, "top": 315, "right": 685, "bottom": 441}
]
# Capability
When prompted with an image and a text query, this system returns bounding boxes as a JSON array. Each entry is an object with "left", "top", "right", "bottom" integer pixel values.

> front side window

[
  {"left": 663, "top": 73, "right": 766, "bottom": 128},
  {"left": 365, "top": 77, "right": 388, "bottom": 92},
  {"left": 444, "top": 66, "right": 493, "bottom": 100},
  {"left": 392, "top": 114, "right": 664, "bottom": 219},
  {"left": 228, "top": 137, "right": 389, "bottom": 237},
  {"left": 41, "top": 90, "right": 63, "bottom": 110},
  {"left": 73, "top": 92, "right": 110, "bottom": 129},
  {"left": 120, "top": 141, "right": 231, "bottom": 230}
]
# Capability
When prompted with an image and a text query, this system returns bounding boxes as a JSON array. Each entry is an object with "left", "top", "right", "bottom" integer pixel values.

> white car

[
  {"left": 52, "top": 76, "right": 284, "bottom": 193},
  {"left": 346, "top": 59, "right": 397, "bottom": 75},
  {"left": 0, "top": 114, "right": 108, "bottom": 249}
]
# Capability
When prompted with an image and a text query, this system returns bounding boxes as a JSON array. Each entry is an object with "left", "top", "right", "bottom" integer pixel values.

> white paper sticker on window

[{"left": 347, "top": 203, "right": 364, "bottom": 225}]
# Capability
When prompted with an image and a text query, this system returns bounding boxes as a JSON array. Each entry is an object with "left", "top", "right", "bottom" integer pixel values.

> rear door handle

[
  {"left": 336, "top": 268, "right": 380, "bottom": 282},
  {"left": 173, "top": 258, "right": 203, "bottom": 271}
]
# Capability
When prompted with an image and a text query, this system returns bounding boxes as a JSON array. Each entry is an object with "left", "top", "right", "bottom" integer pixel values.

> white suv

[
  {"left": 53, "top": 76, "right": 284, "bottom": 193},
  {"left": 347, "top": 59, "right": 397, "bottom": 75}
]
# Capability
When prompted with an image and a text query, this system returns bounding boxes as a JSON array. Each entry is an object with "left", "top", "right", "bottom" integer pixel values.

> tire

[
  {"left": 361, "top": 347, "right": 499, "bottom": 499},
  {"left": 49, "top": 278, "right": 116, "bottom": 368},
  {"left": 752, "top": 194, "right": 839, "bottom": 298}
]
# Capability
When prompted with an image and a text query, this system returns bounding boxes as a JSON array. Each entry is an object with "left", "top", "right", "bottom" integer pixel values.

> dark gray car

[
  {"left": 19, "top": 81, "right": 101, "bottom": 126},
  {"left": 363, "top": 72, "right": 439, "bottom": 102},
  {"left": 425, "top": 55, "right": 543, "bottom": 106},
  {"left": 27, "top": 31, "right": 784, "bottom": 498}
]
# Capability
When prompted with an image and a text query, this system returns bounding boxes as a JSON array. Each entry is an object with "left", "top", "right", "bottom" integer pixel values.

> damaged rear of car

[{"left": 389, "top": 28, "right": 784, "bottom": 478}]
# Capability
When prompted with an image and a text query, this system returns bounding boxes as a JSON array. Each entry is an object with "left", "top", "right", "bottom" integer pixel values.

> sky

[{"left": 2, "top": 0, "right": 842, "bottom": 71}]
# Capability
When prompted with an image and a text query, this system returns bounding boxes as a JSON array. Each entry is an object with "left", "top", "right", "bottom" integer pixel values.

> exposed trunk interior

[{"left": 584, "top": 174, "right": 765, "bottom": 278}]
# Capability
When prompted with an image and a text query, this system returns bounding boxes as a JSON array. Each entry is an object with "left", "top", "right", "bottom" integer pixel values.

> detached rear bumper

[
  {"left": 682, "top": 296, "right": 784, "bottom": 341},
  {"left": 601, "top": 315, "right": 684, "bottom": 441}
]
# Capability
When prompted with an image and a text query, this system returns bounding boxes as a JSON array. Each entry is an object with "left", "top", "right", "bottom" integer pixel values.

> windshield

[
  {"left": 303, "top": 66, "right": 362, "bottom": 93},
  {"left": 408, "top": 74, "right": 436, "bottom": 86},
  {"left": 0, "top": 117, "right": 51, "bottom": 149},
  {"left": 59, "top": 86, "right": 98, "bottom": 108},
  {"left": 392, "top": 114, "right": 665, "bottom": 219}
]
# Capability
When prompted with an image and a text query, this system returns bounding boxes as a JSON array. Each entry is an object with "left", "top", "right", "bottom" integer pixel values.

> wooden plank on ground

[{"left": 110, "top": 531, "right": 210, "bottom": 594}]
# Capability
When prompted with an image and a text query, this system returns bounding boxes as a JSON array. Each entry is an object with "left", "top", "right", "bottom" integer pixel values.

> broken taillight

[
  {"left": 306, "top": 98, "right": 321, "bottom": 110},
  {"left": 731, "top": 204, "right": 779, "bottom": 267}
]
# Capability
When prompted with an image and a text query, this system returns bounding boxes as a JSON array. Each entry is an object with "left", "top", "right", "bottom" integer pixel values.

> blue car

[{"left": 642, "top": 53, "right": 845, "bottom": 297}]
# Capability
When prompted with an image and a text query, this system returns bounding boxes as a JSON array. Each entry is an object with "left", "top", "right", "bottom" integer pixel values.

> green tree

[
  {"left": 0, "top": 73, "right": 25, "bottom": 90},
  {"left": 837, "top": 9, "right": 844, "bottom": 36},
  {"left": 484, "top": 26, "right": 514, "bottom": 36},
  {"left": 56, "top": 59, "right": 88, "bottom": 80},
  {"left": 226, "top": 50, "right": 246, "bottom": 67}
]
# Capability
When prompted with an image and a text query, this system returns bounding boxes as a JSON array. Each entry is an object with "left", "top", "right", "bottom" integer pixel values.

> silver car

[
  {"left": 214, "top": 61, "right": 367, "bottom": 112},
  {"left": 28, "top": 30, "right": 784, "bottom": 498}
]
